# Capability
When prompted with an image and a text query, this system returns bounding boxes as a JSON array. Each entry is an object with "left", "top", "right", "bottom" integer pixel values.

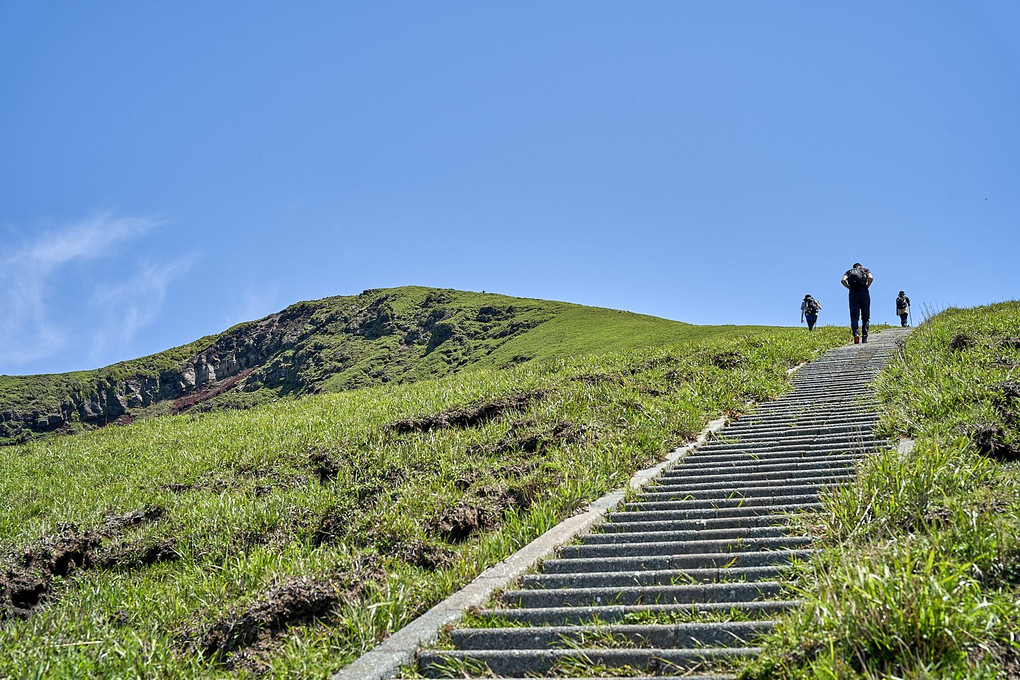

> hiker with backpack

[
  {"left": 896, "top": 291, "right": 911, "bottom": 327},
  {"left": 841, "top": 262, "right": 873, "bottom": 343},
  {"left": 800, "top": 294, "right": 822, "bottom": 331}
]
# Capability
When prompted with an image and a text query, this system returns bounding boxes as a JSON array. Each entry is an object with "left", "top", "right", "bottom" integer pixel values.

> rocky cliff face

[
  {"left": 0, "top": 287, "right": 554, "bottom": 445},
  {"left": 0, "top": 306, "right": 313, "bottom": 444}
]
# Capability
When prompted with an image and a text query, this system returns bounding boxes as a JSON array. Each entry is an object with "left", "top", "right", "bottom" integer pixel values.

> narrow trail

[{"left": 415, "top": 329, "right": 910, "bottom": 679}]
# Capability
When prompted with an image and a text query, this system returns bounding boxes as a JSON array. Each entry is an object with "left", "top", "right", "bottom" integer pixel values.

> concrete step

[
  {"left": 540, "top": 549, "right": 815, "bottom": 574},
  {"left": 558, "top": 536, "right": 812, "bottom": 559},
  {"left": 501, "top": 580, "right": 787, "bottom": 608},
  {"left": 699, "top": 430, "right": 877, "bottom": 449},
  {"left": 623, "top": 492, "right": 825, "bottom": 511},
  {"left": 690, "top": 438, "right": 879, "bottom": 456},
  {"left": 632, "top": 480, "right": 846, "bottom": 501},
  {"left": 734, "top": 409, "right": 877, "bottom": 426},
  {"left": 600, "top": 513, "right": 802, "bottom": 533},
  {"left": 445, "top": 677, "right": 735, "bottom": 680},
  {"left": 660, "top": 459, "right": 860, "bottom": 481},
  {"left": 667, "top": 454, "right": 863, "bottom": 473},
  {"left": 580, "top": 525, "right": 790, "bottom": 546},
  {"left": 417, "top": 647, "right": 758, "bottom": 678},
  {"left": 650, "top": 469, "right": 855, "bottom": 490},
  {"left": 730, "top": 412, "right": 876, "bottom": 427},
  {"left": 607, "top": 502, "right": 823, "bottom": 523},
  {"left": 449, "top": 620, "right": 775, "bottom": 650},
  {"left": 522, "top": 565, "right": 783, "bottom": 589},
  {"left": 473, "top": 599, "right": 802, "bottom": 626},
  {"left": 711, "top": 422, "right": 877, "bottom": 439},
  {"left": 676, "top": 448, "right": 872, "bottom": 467}
]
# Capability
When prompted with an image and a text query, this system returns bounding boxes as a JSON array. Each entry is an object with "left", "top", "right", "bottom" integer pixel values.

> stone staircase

[{"left": 415, "top": 329, "right": 908, "bottom": 679}]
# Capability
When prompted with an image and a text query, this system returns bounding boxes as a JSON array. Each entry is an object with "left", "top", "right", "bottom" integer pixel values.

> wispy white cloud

[
  {"left": 88, "top": 256, "right": 195, "bottom": 361},
  {"left": 0, "top": 213, "right": 186, "bottom": 372},
  {"left": 224, "top": 286, "right": 281, "bottom": 328},
  {"left": 16, "top": 214, "right": 160, "bottom": 267}
]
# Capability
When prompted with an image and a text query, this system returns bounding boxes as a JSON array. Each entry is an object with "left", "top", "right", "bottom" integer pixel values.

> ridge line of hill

[{"left": 0, "top": 286, "right": 702, "bottom": 445}]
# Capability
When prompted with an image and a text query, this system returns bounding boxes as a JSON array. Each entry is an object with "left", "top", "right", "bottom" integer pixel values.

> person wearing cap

[
  {"left": 800, "top": 294, "right": 821, "bottom": 331},
  {"left": 841, "top": 262, "right": 873, "bottom": 343},
  {"left": 896, "top": 291, "right": 911, "bottom": 327}
]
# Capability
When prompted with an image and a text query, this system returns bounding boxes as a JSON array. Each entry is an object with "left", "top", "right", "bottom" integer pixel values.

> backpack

[
  {"left": 846, "top": 266, "right": 868, "bottom": 290},
  {"left": 805, "top": 298, "right": 820, "bottom": 314}
]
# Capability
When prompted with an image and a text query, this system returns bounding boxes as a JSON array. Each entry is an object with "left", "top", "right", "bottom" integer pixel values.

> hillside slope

[
  {"left": 0, "top": 316, "right": 848, "bottom": 678},
  {"left": 0, "top": 286, "right": 757, "bottom": 445}
]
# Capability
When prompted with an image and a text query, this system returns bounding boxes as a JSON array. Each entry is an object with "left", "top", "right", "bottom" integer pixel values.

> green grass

[
  {"left": 0, "top": 322, "right": 846, "bottom": 679},
  {"left": 743, "top": 301, "right": 1020, "bottom": 679}
]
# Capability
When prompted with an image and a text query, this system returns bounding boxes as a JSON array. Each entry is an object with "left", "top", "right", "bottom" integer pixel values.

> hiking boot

[
  {"left": 862, "top": 336, "right": 868, "bottom": 343},
  {"left": 853, "top": 335, "right": 860, "bottom": 344}
]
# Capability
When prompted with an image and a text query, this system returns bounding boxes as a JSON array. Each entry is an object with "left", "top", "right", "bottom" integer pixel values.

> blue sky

[{"left": 2, "top": 2, "right": 1018, "bottom": 375}]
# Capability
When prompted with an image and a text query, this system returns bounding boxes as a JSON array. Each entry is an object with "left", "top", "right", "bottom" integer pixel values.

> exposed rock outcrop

[
  {"left": 0, "top": 306, "right": 314, "bottom": 444},
  {"left": 0, "top": 287, "right": 555, "bottom": 445}
]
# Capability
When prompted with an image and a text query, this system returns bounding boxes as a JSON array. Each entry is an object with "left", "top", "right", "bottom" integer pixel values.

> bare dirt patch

[
  {"left": 432, "top": 505, "right": 489, "bottom": 542},
  {"left": 172, "top": 368, "right": 255, "bottom": 414},
  {"left": 308, "top": 448, "right": 340, "bottom": 483},
  {"left": 196, "top": 577, "right": 341, "bottom": 669},
  {"left": 711, "top": 351, "right": 744, "bottom": 369},
  {"left": 368, "top": 532, "right": 454, "bottom": 570},
  {"left": 95, "top": 538, "right": 178, "bottom": 570},
  {"left": 471, "top": 419, "right": 588, "bottom": 457},
  {"left": 1, "top": 507, "right": 166, "bottom": 621},
  {"left": 192, "top": 564, "right": 383, "bottom": 671},
  {"left": 312, "top": 507, "right": 353, "bottom": 547},
  {"left": 972, "top": 424, "right": 1020, "bottom": 461},
  {"left": 971, "top": 642, "right": 1020, "bottom": 679},
  {"left": 570, "top": 373, "right": 623, "bottom": 385},
  {"left": 386, "top": 390, "right": 550, "bottom": 434},
  {"left": 429, "top": 478, "right": 541, "bottom": 543},
  {"left": 948, "top": 333, "right": 974, "bottom": 351}
]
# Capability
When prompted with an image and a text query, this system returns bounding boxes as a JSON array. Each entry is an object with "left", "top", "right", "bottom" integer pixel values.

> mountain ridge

[{"left": 0, "top": 286, "right": 701, "bottom": 444}]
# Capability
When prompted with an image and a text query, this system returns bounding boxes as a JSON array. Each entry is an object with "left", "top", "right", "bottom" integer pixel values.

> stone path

[{"left": 415, "top": 329, "right": 909, "bottom": 679}]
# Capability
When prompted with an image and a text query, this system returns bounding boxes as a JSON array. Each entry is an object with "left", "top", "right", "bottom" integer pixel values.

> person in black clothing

[
  {"left": 841, "top": 262, "right": 873, "bottom": 343},
  {"left": 800, "top": 294, "right": 821, "bottom": 331},
  {"left": 896, "top": 291, "right": 911, "bottom": 327}
]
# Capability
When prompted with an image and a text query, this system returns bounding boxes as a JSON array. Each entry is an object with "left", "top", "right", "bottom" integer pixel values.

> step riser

[
  {"left": 541, "top": 549, "right": 814, "bottom": 574},
  {"left": 600, "top": 515, "right": 798, "bottom": 532},
  {"left": 662, "top": 458, "right": 863, "bottom": 477},
  {"left": 522, "top": 566, "right": 783, "bottom": 589},
  {"left": 649, "top": 472, "right": 855, "bottom": 491},
  {"left": 608, "top": 503, "right": 823, "bottom": 522},
  {"left": 450, "top": 621, "right": 776, "bottom": 650},
  {"left": 690, "top": 440, "right": 878, "bottom": 456},
  {"left": 633, "top": 482, "right": 843, "bottom": 501},
  {"left": 582, "top": 527, "right": 789, "bottom": 545},
  {"left": 558, "top": 537, "right": 812, "bottom": 559},
  {"left": 417, "top": 648, "right": 759, "bottom": 677},
  {"left": 677, "top": 449, "right": 873, "bottom": 466},
  {"left": 502, "top": 582, "right": 785, "bottom": 608},
  {"left": 474, "top": 600, "right": 801, "bottom": 626},
  {"left": 623, "top": 492, "right": 825, "bottom": 511}
]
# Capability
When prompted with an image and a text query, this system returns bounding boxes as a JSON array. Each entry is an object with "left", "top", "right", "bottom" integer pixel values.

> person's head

[
  {"left": 804, "top": 294, "right": 811, "bottom": 300},
  {"left": 853, "top": 262, "right": 862, "bottom": 268},
  {"left": 899, "top": 291, "right": 905, "bottom": 296}
]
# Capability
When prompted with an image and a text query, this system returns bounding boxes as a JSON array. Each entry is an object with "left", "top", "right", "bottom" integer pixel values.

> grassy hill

[
  {"left": 0, "top": 286, "right": 769, "bottom": 445},
  {"left": 0, "top": 288, "right": 850, "bottom": 678}
]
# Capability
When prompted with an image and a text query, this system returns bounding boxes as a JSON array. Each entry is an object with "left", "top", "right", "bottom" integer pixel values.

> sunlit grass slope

[
  {"left": 0, "top": 321, "right": 846, "bottom": 679},
  {"left": 746, "top": 301, "right": 1020, "bottom": 679}
]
